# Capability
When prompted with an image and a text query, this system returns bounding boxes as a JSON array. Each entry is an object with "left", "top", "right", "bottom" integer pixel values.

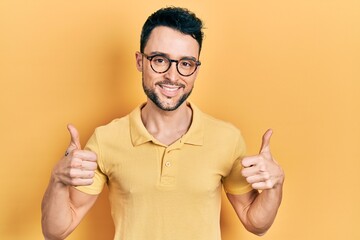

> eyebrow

[{"left": 149, "top": 51, "right": 198, "bottom": 61}]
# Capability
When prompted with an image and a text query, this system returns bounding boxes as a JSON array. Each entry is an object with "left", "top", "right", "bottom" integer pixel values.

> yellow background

[{"left": 1, "top": 0, "right": 359, "bottom": 239}]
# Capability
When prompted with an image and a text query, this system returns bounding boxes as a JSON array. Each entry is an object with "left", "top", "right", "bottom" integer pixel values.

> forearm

[
  {"left": 227, "top": 182, "right": 283, "bottom": 236},
  {"left": 229, "top": 129, "right": 284, "bottom": 235},
  {"left": 42, "top": 125, "right": 98, "bottom": 239},
  {"left": 246, "top": 184, "right": 283, "bottom": 235},
  {"left": 41, "top": 177, "right": 77, "bottom": 240}
]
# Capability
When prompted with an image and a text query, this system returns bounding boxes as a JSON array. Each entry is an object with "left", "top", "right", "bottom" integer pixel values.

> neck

[{"left": 141, "top": 101, "right": 193, "bottom": 145}]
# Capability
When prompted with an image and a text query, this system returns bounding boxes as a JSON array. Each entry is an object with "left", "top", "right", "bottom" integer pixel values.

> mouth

[{"left": 156, "top": 82, "right": 185, "bottom": 97}]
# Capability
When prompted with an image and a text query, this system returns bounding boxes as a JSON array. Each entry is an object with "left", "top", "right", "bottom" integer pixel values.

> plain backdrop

[{"left": 1, "top": 0, "right": 359, "bottom": 239}]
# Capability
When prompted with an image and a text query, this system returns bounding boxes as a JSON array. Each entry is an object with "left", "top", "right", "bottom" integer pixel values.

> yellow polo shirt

[{"left": 76, "top": 103, "right": 252, "bottom": 240}]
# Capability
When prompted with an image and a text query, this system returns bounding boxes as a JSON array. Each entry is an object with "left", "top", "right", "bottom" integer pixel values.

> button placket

[
  {"left": 159, "top": 148, "right": 177, "bottom": 187},
  {"left": 162, "top": 149, "right": 173, "bottom": 173}
]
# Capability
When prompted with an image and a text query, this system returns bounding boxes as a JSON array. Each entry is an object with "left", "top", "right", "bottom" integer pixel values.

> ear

[{"left": 135, "top": 51, "right": 143, "bottom": 72}]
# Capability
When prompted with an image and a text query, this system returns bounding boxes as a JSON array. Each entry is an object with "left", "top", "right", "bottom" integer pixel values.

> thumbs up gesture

[
  {"left": 241, "top": 129, "right": 284, "bottom": 190},
  {"left": 52, "top": 124, "right": 97, "bottom": 187}
]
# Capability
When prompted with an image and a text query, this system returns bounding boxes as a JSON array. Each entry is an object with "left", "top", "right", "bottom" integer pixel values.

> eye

[
  {"left": 152, "top": 56, "right": 168, "bottom": 65},
  {"left": 179, "top": 60, "right": 195, "bottom": 69}
]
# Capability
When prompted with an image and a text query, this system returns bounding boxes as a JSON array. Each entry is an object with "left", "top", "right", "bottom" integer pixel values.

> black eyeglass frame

[{"left": 141, "top": 53, "right": 201, "bottom": 77}]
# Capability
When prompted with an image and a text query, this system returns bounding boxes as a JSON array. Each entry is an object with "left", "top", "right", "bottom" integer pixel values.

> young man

[{"left": 42, "top": 7, "right": 284, "bottom": 240}]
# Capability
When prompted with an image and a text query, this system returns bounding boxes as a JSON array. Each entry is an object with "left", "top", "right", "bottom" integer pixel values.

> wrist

[{"left": 50, "top": 168, "right": 68, "bottom": 188}]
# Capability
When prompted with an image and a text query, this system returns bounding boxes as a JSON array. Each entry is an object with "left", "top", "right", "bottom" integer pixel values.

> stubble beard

[{"left": 142, "top": 77, "right": 193, "bottom": 111}]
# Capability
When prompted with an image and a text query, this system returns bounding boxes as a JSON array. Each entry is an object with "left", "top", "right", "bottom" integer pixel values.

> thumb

[
  {"left": 259, "top": 129, "right": 273, "bottom": 154},
  {"left": 67, "top": 124, "right": 81, "bottom": 151}
]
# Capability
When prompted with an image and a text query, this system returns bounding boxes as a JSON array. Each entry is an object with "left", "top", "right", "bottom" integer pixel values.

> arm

[
  {"left": 227, "top": 183, "right": 283, "bottom": 236},
  {"left": 41, "top": 183, "right": 98, "bottom": 239},
  {"left": 41, "top": 125, "right": 98, "bottom": 240},
  {"left": 227, "top": 129, "right": 284, "bottom": 236}
]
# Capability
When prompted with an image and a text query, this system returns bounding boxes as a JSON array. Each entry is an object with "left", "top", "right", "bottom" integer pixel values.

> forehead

[{"left": 144, "top": 26, "right": 200, "bottom": 58}]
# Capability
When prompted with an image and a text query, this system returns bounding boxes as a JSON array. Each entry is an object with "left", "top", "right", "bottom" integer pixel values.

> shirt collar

[{"left": 130, "top": 102, "right": 204, "bottom": 147}]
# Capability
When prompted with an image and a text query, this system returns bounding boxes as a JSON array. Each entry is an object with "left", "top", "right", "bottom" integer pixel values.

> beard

[{"left": 142, "top": 78, "right": 193, "bottom": 111}]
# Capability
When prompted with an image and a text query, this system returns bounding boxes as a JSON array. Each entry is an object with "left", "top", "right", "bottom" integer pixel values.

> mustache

[{"left": 155, "top": 79, "right": 185, "bottom": 88}]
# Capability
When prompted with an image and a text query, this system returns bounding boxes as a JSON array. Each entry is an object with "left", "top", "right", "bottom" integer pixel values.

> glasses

[{"left": 142, "top": 53, "right": 201, "bottom": 77}]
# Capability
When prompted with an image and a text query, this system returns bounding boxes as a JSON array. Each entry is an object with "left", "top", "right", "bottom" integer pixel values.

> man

[{"left": 42, "top": 7, "right": 284, "bottom": 240}]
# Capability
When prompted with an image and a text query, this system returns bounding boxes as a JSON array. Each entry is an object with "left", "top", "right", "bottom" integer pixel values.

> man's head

[
  {"left": 136, "top": 7, "right": 204, "bottom": 111},
  {"left": 140, "top": 7, "right": 204, "bottom": 54}
]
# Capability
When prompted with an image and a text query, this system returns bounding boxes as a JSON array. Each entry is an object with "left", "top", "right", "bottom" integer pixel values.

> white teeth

[{"left": 162, "top": 85, "right": 179, "bottom": 91}]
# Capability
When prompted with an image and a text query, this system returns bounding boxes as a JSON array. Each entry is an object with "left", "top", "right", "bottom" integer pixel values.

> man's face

[{"left": 136, "top": 26, "right": 200, "bottom": 111}]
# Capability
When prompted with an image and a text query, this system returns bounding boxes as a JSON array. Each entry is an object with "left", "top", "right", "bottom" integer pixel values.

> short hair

[{"left": 140, "top": 7, "right": 204, "bottom": 54}]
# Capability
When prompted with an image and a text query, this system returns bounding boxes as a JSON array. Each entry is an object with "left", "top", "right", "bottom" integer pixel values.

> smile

[
  {"left": 157, "top": 83, "right": 184, "bottom": 97},
  {"left": 160, "top": 84, "right": 182, "bottom": 91}
]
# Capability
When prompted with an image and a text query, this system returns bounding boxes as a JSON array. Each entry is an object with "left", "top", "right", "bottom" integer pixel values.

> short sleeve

[
  {"left": 75, "top": 130, "right": 107, "bottom": 195},
  {"left": 222, "top": 132, "right": 253, "bottom": 195}
]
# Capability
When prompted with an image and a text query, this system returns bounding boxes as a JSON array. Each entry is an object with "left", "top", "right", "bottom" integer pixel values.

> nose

[{"left": 164, "top": 61, "right": 179, "bottom": 81}]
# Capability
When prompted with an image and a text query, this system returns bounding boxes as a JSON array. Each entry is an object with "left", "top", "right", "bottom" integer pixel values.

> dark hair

[{"left": 140, "top": 7, "right": 204, "bottom": 53}]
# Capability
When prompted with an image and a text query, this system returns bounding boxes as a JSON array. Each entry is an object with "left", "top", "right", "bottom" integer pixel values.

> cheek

[
  {"left": 142, "top": 70, "right": 161, "bottom": 86},
  {"left": 185, "top": 77, "right": 196, "bottom": 88},
  {"left": 184, "top": 70, "right": 198, "bottom": 87}
]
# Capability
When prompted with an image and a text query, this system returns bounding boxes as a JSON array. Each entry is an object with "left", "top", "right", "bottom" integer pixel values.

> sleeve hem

[
  {"left": 74, "top": 186, "right": 102, "bottom": 195},
  {"left": 224, "top": 184, "right": 253, "bottom": 195}
]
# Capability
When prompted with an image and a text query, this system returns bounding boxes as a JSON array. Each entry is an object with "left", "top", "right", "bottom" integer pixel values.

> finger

[
  {"left": 79, "top": 160, "right": 98, "bottom": 171},
  {"left": 72, "top": 149, "right": 97, "bottom": 162},
  {"left": 242, "top": 156, "right": 259, "bottom": 168},
  {"left": 241, "top": 166, "right": 258, "bottom": 178},
  {"left": 67, "top": 177, "right": 95, "bottom": 187},
  {"left": 241, "top": 161, "right": 266, "bottom": 178},
  {"left": 67, "top": 124, "right": 81, "bottom": 150},
  {"left": 73, "top": 178, "right": 95, "bottom": 186},
  {"left": 245, "top": 172, "right": 270, "bottom": 184},
  {"left": 70, "top": 157, "right": 98, "bottom": 171},
  {"left": 69, "top": 168, "right": 96, "bottom": 179},
  {"left": 259, "top": 129, "right": 273, "bottom": 154},
  {"left": 251, "top": 180, "right": 274, "bottom": 190}
]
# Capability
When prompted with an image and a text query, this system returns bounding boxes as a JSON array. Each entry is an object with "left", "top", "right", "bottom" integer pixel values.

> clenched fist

[
  {"left": 52, "top": 124, "right": 97, "bottom": 186},
  {"left": 241, "top": 129, "right": 284, "bottom": 190}
]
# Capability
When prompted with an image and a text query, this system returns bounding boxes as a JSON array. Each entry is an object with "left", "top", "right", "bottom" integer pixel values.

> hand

[
  {"left": 241, "top": 129, "right": 284, "bottom": 190},
  {"left": 52, "top": 124, "right": 97, "bottom": 187}
]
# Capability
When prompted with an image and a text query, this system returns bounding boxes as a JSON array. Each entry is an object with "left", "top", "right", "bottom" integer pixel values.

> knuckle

[
  {"left": 88, "top": 171, "right": 95, "bottom": 178},
  {"left": 72, "top": 149, "right": 82, "bottom": 157},
  {"left": 69, "top": 161, "right": 77, "bottom": 168},
  {"left": 69, "top": 159, "right": 81, "bottom": 168},
  {"left": 91, "top": 162, "right": 98, "bottom": 170},
  {"left": 69, "top": 178, "right": 79, "bottom": 186},
  {"left": 72, "top": 149, "right": 79, "bottom": 155},
  {"left": 259, "top": 163, "right": 267, "bottom": 172},
  {"left": 246, "top": 177, "right": 252, "bottom": 183},
  {"left": 266, "top": 180, "right": 274, "bottom": 188},
  {"left": 262, "top": 172, "right": 270, "bottom": 180},
  {"left": 68, "top": 169, "right": 77, "bottom": 178},
  {"left": 241, "top": 169, "right": 247, "bottom": 177},
  {"left": 251, "top": 183, "right": 259, "bottom": 189},
  {"left": 84, "top": 179, "right": 94, "bottom": 186}
]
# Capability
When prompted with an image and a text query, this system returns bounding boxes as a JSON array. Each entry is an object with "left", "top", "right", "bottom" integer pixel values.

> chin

[
  {"left": 143, "top": 83, "right": 193, "bottom": 112},
  {"left": 157, "top": 100, "right": 183, "bottom": 111}
]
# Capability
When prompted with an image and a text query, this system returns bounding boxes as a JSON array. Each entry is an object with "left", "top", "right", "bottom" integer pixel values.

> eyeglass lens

[{"left": 150, "top": 55, "right": 198, "bottom": 76}]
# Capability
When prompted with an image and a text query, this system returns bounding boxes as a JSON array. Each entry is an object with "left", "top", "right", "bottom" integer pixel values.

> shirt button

[{"left": 165, "top": 161, "right": 171, "bottom": 167}]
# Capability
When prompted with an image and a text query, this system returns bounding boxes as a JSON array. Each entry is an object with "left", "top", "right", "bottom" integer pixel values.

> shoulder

[
  {"left": 201, "top": 111, "right": 242, "bottom": 139},
  {"left": 95, "top": 115, "right": 130, "bottom": 134},
  {"left": 91, "top": 113, "right": 132, "bottom": 146},
  {"left": 94, "top": 105, "right": 142, "bottom": 135},
  {"left": 193, "top": 106, "right": 247, "bottom": 159},
  {"left": 189, "top": 105, "right": 245, "bottom": 154},
  {"left": 189, "top": 102, "right": 243, "bottom": 142}
]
